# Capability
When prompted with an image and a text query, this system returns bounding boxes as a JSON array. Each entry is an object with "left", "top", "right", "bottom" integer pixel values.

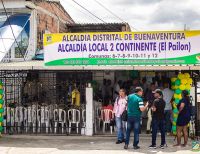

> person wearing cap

[
  {"left": 174, "top": 90, "right": 191, "bottom": 147},
  {"left": 149, "top": 89, "right": 166, "bottom": 149},
  {"left": 124, "top": 87, "right": 148, "bottom": 150}
]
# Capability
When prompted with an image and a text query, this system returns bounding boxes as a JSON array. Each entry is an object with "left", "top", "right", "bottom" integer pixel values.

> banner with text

[{"left": 44, "top": 31, "right": 200, "bottom": 66}]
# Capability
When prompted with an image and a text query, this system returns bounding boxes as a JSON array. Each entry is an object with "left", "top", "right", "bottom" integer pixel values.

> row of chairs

[{"left": 4, "top": 105, "right": 86, "bottom": 134}]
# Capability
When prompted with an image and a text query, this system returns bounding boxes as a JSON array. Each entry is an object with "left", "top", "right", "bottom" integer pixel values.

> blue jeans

[
  {"left": 115, "top": 117, "right": 126, "bottom": 141},
  {"left": 164, "top": 110, "right": 172, "bottom": 133},
  {"left": 152, "top": 118, "right": 166, "bottom": 146},
  {"left": 125, "top": 116, "right": 140, "bottom": 146}
]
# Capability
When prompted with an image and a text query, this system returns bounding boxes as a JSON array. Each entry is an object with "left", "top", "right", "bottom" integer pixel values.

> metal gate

[
  {"left": 1, "top": 70, "right": 92, "bottom": 135},
  {"left": 194, "top": 75, "right": 200, "bottom": 137}
]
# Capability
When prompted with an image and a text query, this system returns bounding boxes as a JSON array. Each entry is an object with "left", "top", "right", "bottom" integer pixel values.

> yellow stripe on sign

[{"left": 43, "top": 30, "right": 200, "bottom": 47}]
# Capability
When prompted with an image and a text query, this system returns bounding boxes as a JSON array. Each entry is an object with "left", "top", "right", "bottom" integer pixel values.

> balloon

[
  {"left": 0, "top": 100, "right": 4, "bottom": 104},
  {"left": 174, "top": 94, "right": 181, "bottom": 99},
  {"left": 184, "top": 73, "right": 190, "bottom": 78},
  {"left": 175, "top": 89, "right": 181, "bottom": 94},
  {"left": 185, "top": 84, "right": 191, "bottom": 90},
  {"left": 0, "top": 89, "right": 3, "bottom": 94},
  {"left": 172, "top": 126, "right": 176, "bottom": 131},
  {"left": 0, "top": 108, "right": 4, "bottom": 113},
  {"left": 171, "top": 77, "right": 177, "bottom": 83},
  {"left": 0, "top": 126, "right": 3, "bottom": 132},
  {"left": 172, "top": 121, "right": 176, "bottom": 126},
  {"left": 173, "top": 103, "right": 177, "bottom": 108},
  {"left": 173, "top": 113, "right": 178, "bottom": 118},
  {"left": 174, "top": 99, "right": 180, "bottom": 104},
  {"left": 171, "top": 86, "right": 176, "bottom": 90},
  {"left": 187, "top": 90, "right": 190, "bottom": 94},
  {"left": 0, "top": 94, "right": 3, "bottom": 99},
  {"left": 0, "top": 117, "right": 3, "bottom": 122},
  {"left": 187, "top": 78, "right": 193, "bottom": 84},
  {"left": 181, "top": 78, "right": 188, "bottom": 85},
  {"left": 174, "top": 117, "right": 177, "bottom": 121},
  {"left": 177, "top": 94, "right": 182, "bottom": 99},
  {"left": 0, "top": 104, "right": 2, "bottom": 108},
  {"left": 0, "top": 85, "right": 2, "bottom": 89},
  {"left": 173, "top": 108, "right": 179, "bottom": 113},
  {"left": 174, "top": 94, "right": 179, "bottom": 99},
  {"left": 179, "top": 84, "right": 186, "bottom": 90},
  {"left": 178, "top": 73, "right": 185, "bottom": 79},
  {"left": 175, "top": 79, "right": 181, "bottom": 86},
  {"left": 175, "top": 85, "right": 179, "bottom": 89}
]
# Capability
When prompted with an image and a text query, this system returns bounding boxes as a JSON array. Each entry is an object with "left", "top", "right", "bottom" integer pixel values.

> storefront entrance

[{"left": 1, "top": 70, "right": 199, "bottom": 137}]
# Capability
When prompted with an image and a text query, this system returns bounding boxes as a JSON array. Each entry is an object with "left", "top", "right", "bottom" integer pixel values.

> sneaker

[
  {"left": 149, "top": 145, "right": 157, "bottom": 149},
  {"left": 133, "top": 145, "right": 140, "bottom": 150},
  {"left": 159, "top": 145, "right": 164, "bottom": 149},
  {"left": 116, "top": 140, "right": 122, "bottom": 144},
  {"left": 124, "top": 144, "right": 128, "bottom": 149}
]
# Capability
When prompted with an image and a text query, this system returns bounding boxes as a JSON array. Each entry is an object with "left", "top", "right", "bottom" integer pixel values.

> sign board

[{"left": 44, "top": 31, "right": 200, "bottom": 66}]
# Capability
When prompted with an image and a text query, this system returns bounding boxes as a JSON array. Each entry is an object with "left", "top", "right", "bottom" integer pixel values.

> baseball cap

[{"left": 153, "top": 89, "right": 163, "bottom": 96}]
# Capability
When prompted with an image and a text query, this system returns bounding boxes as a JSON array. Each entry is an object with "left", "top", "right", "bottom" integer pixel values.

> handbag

[{"left": 121, "top": 110, "right": 127, "bottom": 121}]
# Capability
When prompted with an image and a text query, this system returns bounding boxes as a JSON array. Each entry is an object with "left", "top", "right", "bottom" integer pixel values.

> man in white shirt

[{"left": 162, "top": 82, "right": 174, "bottom": 135}]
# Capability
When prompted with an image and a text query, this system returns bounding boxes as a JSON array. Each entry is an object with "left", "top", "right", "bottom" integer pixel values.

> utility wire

[
  {"left": 93, "top": 0, "right": 138, "bottom": 31},
  {"left": 47, "top": 1, "right": 73, "bottom": 24},
  {"left": 70, "top": 0, "right": 122, "bottom": 31},
  {"left": 1, "top": 0, "right": 26, "bottom": 61},
  {"left": 55, "top": 1, "right": 99, "bottom": 23}
]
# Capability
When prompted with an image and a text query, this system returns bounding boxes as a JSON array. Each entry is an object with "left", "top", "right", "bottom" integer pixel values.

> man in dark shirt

[{"left": 149, "top": 89, "right": 166, "bottom": 149}]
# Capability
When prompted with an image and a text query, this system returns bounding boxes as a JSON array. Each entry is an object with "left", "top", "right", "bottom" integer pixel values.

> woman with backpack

[{"left": 113, "top": 89, "right": 127, "bottom": 144}]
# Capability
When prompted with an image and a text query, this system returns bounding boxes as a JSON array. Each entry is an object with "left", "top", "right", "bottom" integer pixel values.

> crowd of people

[{"left": 101, "top": 77, "right": 192, "bottom": 150}]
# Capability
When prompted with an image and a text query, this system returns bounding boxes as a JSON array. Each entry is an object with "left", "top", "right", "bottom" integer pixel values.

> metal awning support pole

[{"left": 85, "top": 83, "right": 93, "bottom": 136}]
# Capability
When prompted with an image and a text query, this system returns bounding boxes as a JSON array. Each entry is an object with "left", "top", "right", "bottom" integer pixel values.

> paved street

[{"left": 0, "top": 134, "right": 197, "bottom": 154}]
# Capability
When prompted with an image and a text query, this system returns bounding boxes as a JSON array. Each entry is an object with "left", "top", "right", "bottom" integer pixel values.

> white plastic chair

[
  {"left": 96, "top": 107, "right": 103, "bottom": 130},
  {"left": 53, "top": 109, "right": 66, "bottom": 134},
  {"left": 102, "top": 109, "right": 114, "bottom": 134},
  {"left": 24, "top": 107, "right": 36, "bottom": 133},
  {"left": 68, "top": 109, "right": 80, "bottom": 134},
  {"left": 14, "top": 107, "right": 24, "bottom": 132},
  {"left": 82, "top": 109, "right": 86, "bottom": 127},
  {"left": 37, "top": 107, "right": 49, "bottom": 133}
]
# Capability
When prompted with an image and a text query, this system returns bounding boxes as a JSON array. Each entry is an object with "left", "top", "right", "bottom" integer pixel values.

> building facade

[{"left": 0, "top": 0, "right": 74, "bottom": 62}]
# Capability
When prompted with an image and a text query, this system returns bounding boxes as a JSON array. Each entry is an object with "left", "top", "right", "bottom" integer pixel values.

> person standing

[
  {"left": 113, "top": 89, "right": 127, "bottom": 144},
  {"left": 174, "top": 90, "right": 191, "bottom": 147},
  {"left": 145, "top": 83, "right": 156, "bottom": 134},
  {"left": 162, "top": 82, "right": 174, "bottom": 135},
  {"left": 149, "top": 89, "right": 166, "bottom": 149},
  {"left": 124, "top": 87, "right": 148, "bottom": 150}
]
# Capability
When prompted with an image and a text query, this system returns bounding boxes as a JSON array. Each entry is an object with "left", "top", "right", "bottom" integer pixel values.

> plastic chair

[
  {"left": 102, "top": 109, "right": 114, "bottom": 134},
  {"left": 25, "top": 107, "right": 36, "bottom": 133},
  {"left": 14, "top": 106, "right": 24, "bottom": 132},
  {"left": 37, "top": 107, "right": 49, "bottom": 133},
  {"left": 96, "top": 107, "right": 103, "bottom": 130},
  {"left": 53, "top": 109, "right": 66, "bottom": 134},
  {"left": 68, "top": 109, "right": 80, "bottom": 134},
  {"left": 82, "top": 109, "right": 86, "bottom": 127}
]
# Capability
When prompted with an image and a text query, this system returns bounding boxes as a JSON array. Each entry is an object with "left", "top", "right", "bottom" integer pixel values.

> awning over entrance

[{"left": 0, "top": 60, "right": 200, "bottom": 70}]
